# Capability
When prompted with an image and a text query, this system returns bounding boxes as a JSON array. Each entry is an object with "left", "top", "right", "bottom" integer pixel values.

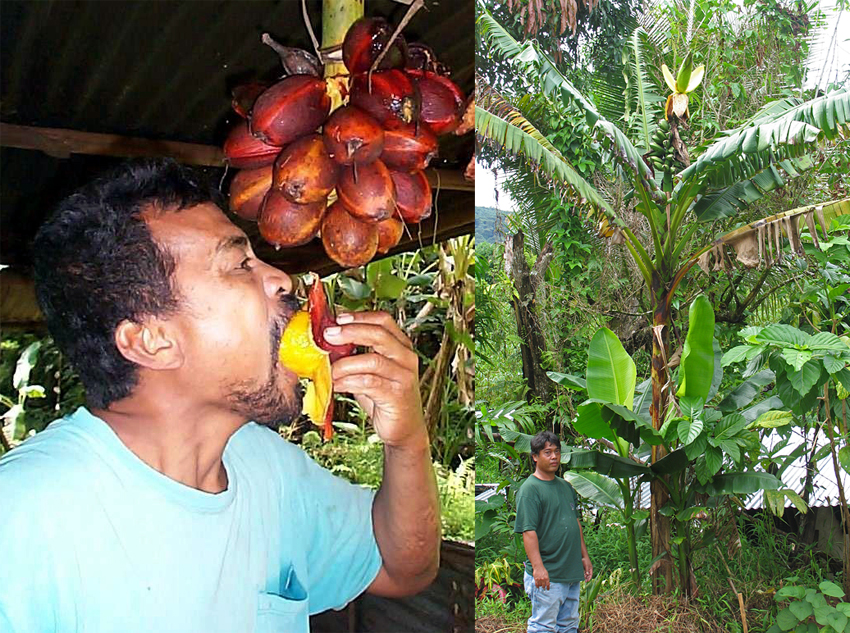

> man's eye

[{"left": 239, "top": 257, "right": 253, "bottom": 271}]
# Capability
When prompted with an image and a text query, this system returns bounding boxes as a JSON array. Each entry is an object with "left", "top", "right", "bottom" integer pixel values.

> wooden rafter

[{"left": 0, "top": 123, "right": 473, "bottom": 192}]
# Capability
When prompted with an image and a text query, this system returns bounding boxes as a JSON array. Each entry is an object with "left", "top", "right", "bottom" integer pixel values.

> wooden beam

[
  {"left": 0, "top": 123, "right": 224, "bottom": 166},
  {"left": 0, "top": 123, "right": 473, "bottom": 190}
]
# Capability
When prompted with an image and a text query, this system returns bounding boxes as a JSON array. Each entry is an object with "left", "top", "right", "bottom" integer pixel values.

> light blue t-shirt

[{"left": 0, "top": 407, "right": 382, "bottom": 633}]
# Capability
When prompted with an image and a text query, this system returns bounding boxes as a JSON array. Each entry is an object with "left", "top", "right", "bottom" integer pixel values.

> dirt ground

[{"left": 475, "top": 592, "right": 728, "bottom": 633}]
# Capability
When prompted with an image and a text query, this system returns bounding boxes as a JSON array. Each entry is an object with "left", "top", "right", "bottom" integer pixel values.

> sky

[{"left": 474, "top": 2, "right": 848, "bottom": 213}]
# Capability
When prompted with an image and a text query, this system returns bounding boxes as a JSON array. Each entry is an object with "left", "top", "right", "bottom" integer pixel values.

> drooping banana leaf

[
  {"left": 475, "top": 87, "right": 614, "bottom": 218},
  {"left": 692, "top": 155, "right": 815, "bottom": 222}
]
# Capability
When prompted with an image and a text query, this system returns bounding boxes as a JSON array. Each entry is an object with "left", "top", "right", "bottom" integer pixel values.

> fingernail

[
  {"left": 336, "top": 313, "right": 354, "bottom": 324},
  {"left": 324, "top": 326, "right": 341, "bottom": 337}
]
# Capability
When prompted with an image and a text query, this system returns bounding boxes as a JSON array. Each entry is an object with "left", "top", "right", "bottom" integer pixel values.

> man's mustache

[{"left": 271, "top": 293, "right": 301, "bottom": 360}]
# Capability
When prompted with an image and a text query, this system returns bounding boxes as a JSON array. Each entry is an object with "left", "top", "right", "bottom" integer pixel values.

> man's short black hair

[
  {"left": 530, "top": 430, "right": 560, "bottom": 456},
  {"left": 32, "top": 159, "right": 221, "bottom": 409}
]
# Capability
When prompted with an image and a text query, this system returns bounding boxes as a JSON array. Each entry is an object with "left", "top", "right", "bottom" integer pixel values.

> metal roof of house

[{"left": 746, "top": 428, "right": 849, "bottom": 510}]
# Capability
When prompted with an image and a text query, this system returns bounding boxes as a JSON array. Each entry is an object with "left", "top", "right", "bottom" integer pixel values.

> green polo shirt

[{"left": 514, "top": 475, "right": 584, "bottom": 583}]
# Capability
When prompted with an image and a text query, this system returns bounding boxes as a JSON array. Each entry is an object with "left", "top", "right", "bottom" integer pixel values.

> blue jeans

[{"left": 523, "top": 570, "right": 580, "bottom": 633}]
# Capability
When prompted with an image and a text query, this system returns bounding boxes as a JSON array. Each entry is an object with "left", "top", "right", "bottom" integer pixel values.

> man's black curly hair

[{"left": 32, "top": 159, "right": 222, "bottom": 409}]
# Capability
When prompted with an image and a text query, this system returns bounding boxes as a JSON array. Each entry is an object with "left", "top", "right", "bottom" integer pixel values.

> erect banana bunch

[{"left": 646, "top": 118, "right": 676, "bottom": 192}]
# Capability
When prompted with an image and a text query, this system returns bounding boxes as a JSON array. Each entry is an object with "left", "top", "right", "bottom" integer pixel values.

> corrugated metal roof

[{"left": 746, "top": 428, "right": 849, "bottom": 509}]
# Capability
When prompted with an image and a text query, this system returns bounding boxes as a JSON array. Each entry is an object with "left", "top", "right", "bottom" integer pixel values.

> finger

[
  {"left": 332, "top": 353, "right": 413, "bottom": 385},
  {"left": 333, "top": 372, "right": 408, "bottom": 402},
  {"left": 336, "top": 311, "right": 412, "bottom": 349},
  {"left": 324, "top": 323, "right": 417, "bottom": 369}
]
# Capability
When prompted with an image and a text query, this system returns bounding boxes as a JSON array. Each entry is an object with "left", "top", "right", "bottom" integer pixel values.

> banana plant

[
  {"left": 549, "top": 296, "right": 786, "bottom": 595},
  {"left": 476, "top": 0, "right": 849, "bottom": 593}
]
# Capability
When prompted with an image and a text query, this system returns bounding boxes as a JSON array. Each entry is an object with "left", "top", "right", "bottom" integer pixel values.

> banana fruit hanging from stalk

[{"left": 647, "top": 118, "right": 676, "bottom": 192}]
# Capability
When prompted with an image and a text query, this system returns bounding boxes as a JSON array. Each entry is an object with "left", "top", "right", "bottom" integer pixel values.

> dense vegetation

[{"left": 475, "top": 0, "right": 849, "bottom": 630}]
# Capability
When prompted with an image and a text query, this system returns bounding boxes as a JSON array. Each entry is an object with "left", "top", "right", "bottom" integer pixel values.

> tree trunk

[
  {"left": 649, "top": 283, "right": 675, "bottom": 595},
  {"left": 505, "top": 231, "right": 555, "bottom": 412}
]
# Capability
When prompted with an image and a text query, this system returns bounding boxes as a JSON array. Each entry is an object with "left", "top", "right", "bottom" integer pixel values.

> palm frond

[{"left": 623, "top": 26, "right": 662, "bottom": 152}]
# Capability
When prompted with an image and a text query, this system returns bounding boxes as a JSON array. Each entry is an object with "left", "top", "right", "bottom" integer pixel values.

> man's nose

[{"left": 260, "top": 260, "right": 293, "bottom": 298}]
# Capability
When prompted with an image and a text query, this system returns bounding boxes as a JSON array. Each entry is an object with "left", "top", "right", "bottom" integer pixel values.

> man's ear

[{"left": 114, "top": 319, "right": 184, "bottom": 370}]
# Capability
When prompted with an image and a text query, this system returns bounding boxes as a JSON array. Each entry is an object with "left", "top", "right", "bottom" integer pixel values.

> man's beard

[{"left": 225, "top": 293, "right": 303, "bottom": 429}]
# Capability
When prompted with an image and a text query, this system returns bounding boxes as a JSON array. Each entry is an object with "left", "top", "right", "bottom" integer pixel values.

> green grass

[
  {"left": 475, "top": 508, "right": 844, "bottom": 632},
  {"left": 476, "top": 594, "right": 531, "bottom": 627}
]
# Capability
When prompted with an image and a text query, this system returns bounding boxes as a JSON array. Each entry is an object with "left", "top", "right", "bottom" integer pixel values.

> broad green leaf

[
  {"left": 827, "top": 612, "right": 848, "bottom": 632},
  {"left": 563, "top": 449, "right": 651, "bottom": 478},
  {"left": 678, "top": 416, "right": 704, "bottom": 445},
  {"left": 777, "top": 586, "right": 808, "bottom": 600},
  {"left": 716, "top": 413, "right": 749, "bottom": 439},
  {"left": 562, "top": 471, "right": 624, "bottom": 510},
  {"left": 750, "top": 410, "right": 793, "bottom": 429},
  {"left": 788, "top": 360, "right": 822, "bottom": 396},
  {"left": 823, "top": 354, "right": 847, "bottom": 374},
  {"left": 375, "top": 273, "right": 407, "bottom": 300},
  {"left": 337, "top": 276, "right": 371, "bottom": 300},
  {"left": 776, "top": 607, "right": 797, "bottom": 631},
  {"left": 839, "top": 446, "right": 850, "bottom": 475},
  {"left": 819, "top": 581, "right": 846, "bottom": 598},
  {"left": 575, "top": 402, "right": 617, "bottom": 442},
  {"left": 684, "top": 432, "right": 708, "bottom": 460},
  {"left": 705, "top": 446, "right": 723, "bottom": 478},
  {"left": 809, "top": 331, "right": 848, "bottom": 351},
  {"left": 651, "top": 448, "right": 689, "bottom": 474},
  {"left": 789, "top": 600, "right": 813, "bottom": 621},
  {"left": 548, "top": 372, "right": 587, "bottom": 391},
  {"left": 743, "top": 395, "right": 786, "bottom": 423},
  {"left": 587, "top": 328, "right": 636, "bottom": 409},
  {"left": 782, "top": 348, "right": 813, "bottom": 372},
  {"left": 677, "top": 296, "right": 715, "bottom": 401},
  {"left": 755, "top": 324, "right": 811, "bottom": 348},
  {"left": 679, "top": 396, "right": 705, "bottom": 420},
  {"left": 722, "top": 345, "right": 750, "bottom": 366},
  {"left": 720, "top": 439, "right": 741, "bottom": 463},
  {"left": 718, "top": 369, "right": 776, "bottom": 412},
  {"left": 595, "top": 401, "right": 663, "bottom": 446},
  {"left": 699, "top": 471, "right": 782, "bottom": 495},
  {"left": 814, "top": 604, "right": 831, "bottom": 626}
]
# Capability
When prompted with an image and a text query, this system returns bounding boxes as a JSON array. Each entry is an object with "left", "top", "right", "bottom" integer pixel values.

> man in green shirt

[{"left": 514, "top": 431, "right": 592, "bottom": 633}]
